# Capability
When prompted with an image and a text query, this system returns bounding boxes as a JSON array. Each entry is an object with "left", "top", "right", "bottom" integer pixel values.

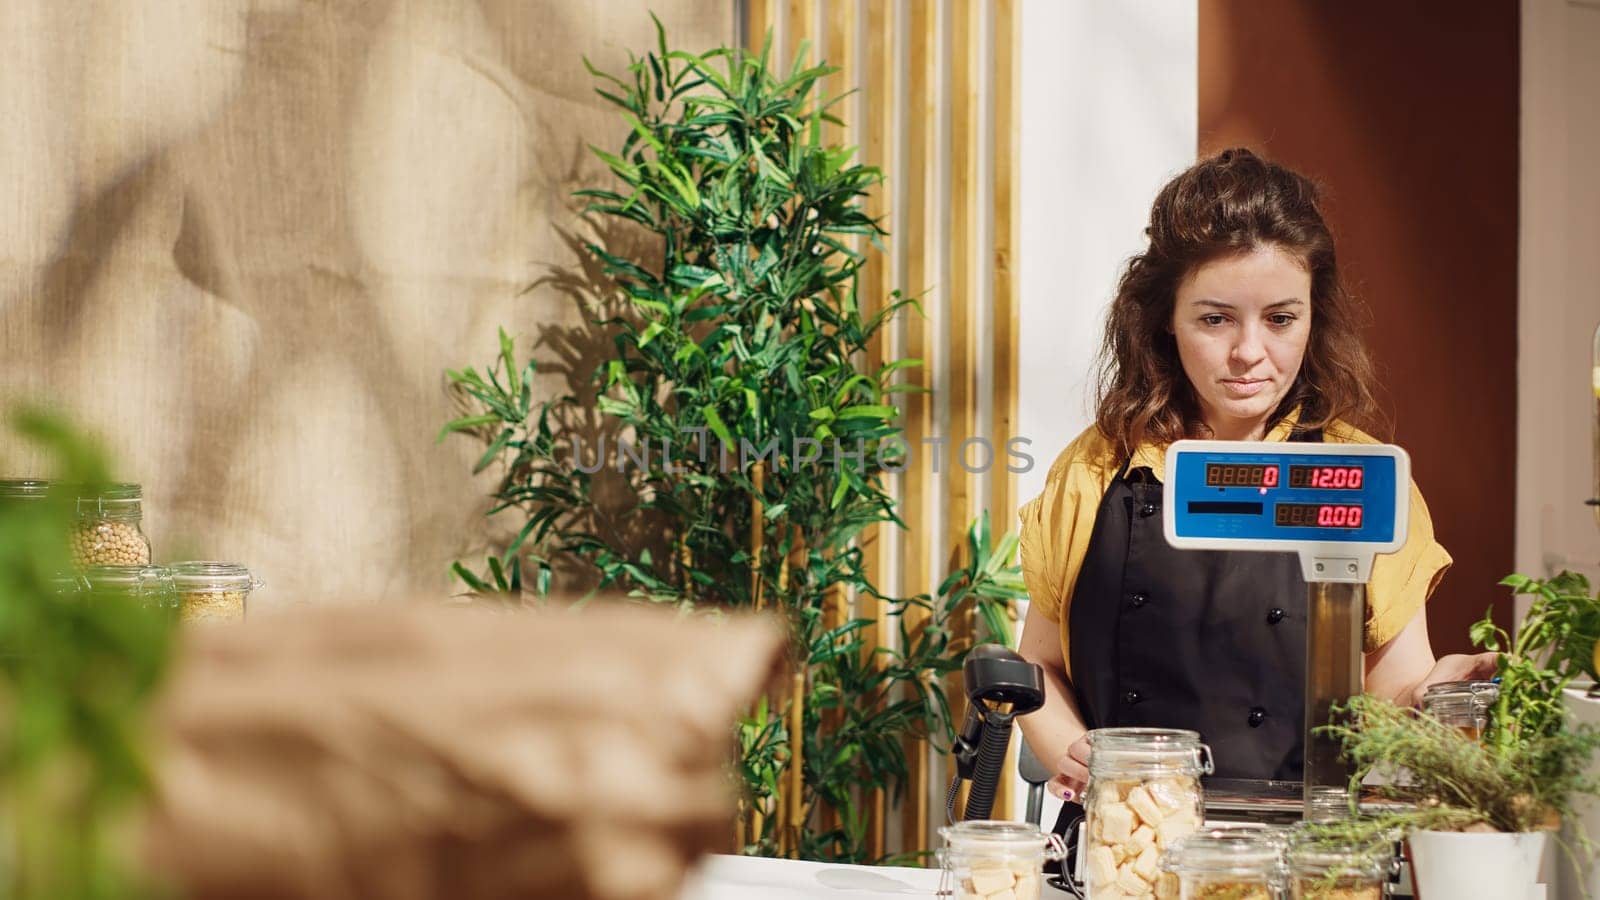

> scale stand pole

[{"left": 1304, "top": 580, "right": 1365, "bottom": 821}]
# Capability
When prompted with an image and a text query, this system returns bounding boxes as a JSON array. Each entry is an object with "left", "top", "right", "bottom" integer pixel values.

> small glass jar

[
  {"left": 1082, "top": 728, "right": 1213, "bottom": 899},
  {"left": 170, "top": 562, "right": 259, "bottom": 623},
  {"left": 80, "top": 565, "right": 177, "bottom": 612},
  {"left": 1159, "top": 823, "right": 1289, "bottom": 899},
  {"left": 1286, "top": 838, "right": 1390, "bottom": 900},
  {"left": 68, "top": 483, "right": 151, "bottom": 567},
  {"left": 937, "top": 820, "right": 1066, "bottom": 900},
  {"left": 0, "top": 479, "right": 51, "bottom": 503},
  {"left": 1420, "top": 680, "right": 1499, "bottom": 741}
]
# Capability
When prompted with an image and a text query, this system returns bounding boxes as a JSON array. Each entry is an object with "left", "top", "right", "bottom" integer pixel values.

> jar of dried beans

[{"left": 69, "top": 483, "right": 151, "bottom": 567}]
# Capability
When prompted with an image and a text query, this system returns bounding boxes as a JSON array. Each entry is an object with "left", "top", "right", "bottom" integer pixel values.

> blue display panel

[{"left": 1165, "top": 444, "right": 1402, "bottom": 546}]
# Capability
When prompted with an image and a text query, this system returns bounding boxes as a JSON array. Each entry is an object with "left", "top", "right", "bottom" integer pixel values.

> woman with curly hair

[{"left": 1016, "top": 148, "right": 1495, "bottom": 814}]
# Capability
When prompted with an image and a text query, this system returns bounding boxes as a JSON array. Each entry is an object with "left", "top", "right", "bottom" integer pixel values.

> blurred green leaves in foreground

[{"left": 0, "top": 409, "right": 176, "bottom": 899}]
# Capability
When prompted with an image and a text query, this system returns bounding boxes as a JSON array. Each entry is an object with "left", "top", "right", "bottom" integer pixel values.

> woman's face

[{"left": 1171, "top": 245, "right": 1312, "bottom": 441}]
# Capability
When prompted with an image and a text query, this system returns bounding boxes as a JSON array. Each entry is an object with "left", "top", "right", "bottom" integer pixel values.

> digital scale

[{"left": 1163, "top": 439, "right": 1412, "bottom": 820}]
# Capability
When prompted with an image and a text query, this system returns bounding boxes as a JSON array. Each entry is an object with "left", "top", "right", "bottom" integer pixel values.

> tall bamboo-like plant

[{"left": 442, "top": 20, "right": 1025, "bottom": 862}]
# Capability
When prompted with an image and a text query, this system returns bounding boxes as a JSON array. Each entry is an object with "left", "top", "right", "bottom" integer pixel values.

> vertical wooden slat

[
  {"left": 947, "top": 0, "right": 976, "bottom": 580},
  {"left": 991, "top": 0, "right": 1022, "bottom": 822},
  {"left": 787, "top": 0, "right": 810, "bottom": 71},
  {"left": 748, "top": 0, "right": 772, "bottom": 57},
  {"left": 897, "top": 0, "right": 935, "bottom": 856},
  {"left": 925, "top": 0, "right": 963, "bottom": 850},
  {"left": 883, "top": 0, "right": 913, "bottom": 858},
  {"left": 856, "top": 0, "right": 892, "bottom": 859}
]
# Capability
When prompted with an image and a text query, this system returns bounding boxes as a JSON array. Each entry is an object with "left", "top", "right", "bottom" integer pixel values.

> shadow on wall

[{"left": 0, "top": 0, "right": 729, "bottom": 606}]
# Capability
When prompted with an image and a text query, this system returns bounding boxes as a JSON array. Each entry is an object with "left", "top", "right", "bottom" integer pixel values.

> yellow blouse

[{"left": 1018, "top": 414, "right": 1452, "bottom": 676}]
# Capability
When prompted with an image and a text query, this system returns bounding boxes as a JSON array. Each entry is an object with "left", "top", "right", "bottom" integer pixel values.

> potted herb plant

[{"left": 1315, "top": 571, "right": 1600, "bottom": 897}]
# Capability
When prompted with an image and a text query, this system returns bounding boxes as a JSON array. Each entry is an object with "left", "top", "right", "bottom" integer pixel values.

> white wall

[
  {"left": 1014, "top": 0, "right": 1197, "bottom": 828},
  {"left": 1517, "top": 0, "right": 1600, "bottom": 595},
  {"left": 1524, "top": 3, "right": 1600, "bottom": 898}
]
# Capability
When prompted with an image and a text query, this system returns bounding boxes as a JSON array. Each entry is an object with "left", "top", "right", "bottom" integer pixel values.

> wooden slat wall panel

[
  {"left": 741, "top": 0, "right": 1021, "bottom": 859},
  {"left": 991, "top": 0, "right": 1021, "bottom": 821}
]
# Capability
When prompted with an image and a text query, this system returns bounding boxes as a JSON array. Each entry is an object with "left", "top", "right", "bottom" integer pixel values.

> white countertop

[
  {"left": 677, "top": 854, "right": 1075, "bottom": 900},
  {"left": 677, "top": 854, "right": 943, "bottom": 899}
]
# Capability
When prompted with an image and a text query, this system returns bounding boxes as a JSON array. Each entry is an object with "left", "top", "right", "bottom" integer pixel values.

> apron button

[
  {"left": 1139, "top": 503, "right": 1158, "bottom": 517},
  {"left": 1124, "top": 690, "right": 1143, "bottom": 705},
  {"left": 1130, "top": 592, "right": 1149, "bottom": 608},
  {"left": 1247, "top": 707, "right": 1267, "bottom": 727},
  {"left": 1266, "top": 607, "right": 1285, "bottom": 624}
]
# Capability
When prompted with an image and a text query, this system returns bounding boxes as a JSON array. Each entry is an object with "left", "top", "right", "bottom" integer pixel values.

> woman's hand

[
  {"left": 1046, "top": 734, "right": 1092, "bottom": 803},
  {"left": 1406, "top": 651, "right": 1500, "bottom": 708}
]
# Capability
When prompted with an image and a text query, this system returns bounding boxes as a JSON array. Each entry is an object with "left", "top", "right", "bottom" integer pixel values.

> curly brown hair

[{"left": 1094, "top": 147, "right": 1384, "bottom": 463}]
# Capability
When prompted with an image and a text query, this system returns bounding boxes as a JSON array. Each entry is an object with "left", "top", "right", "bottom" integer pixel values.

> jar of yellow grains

[
  {"left": 1286, "top": 837, "right": 1391, "bottom": 900},
  {"left": 169, "top": 562, "right": 259, "bottom": 623}
]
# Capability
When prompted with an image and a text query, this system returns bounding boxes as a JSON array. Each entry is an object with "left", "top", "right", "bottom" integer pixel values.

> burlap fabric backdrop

[{"left": 0, "top": 0, "right": 729, "bottom": 606}]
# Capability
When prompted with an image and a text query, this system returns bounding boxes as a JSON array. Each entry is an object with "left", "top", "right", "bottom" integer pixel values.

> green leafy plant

[
  {"left": 1309, "top": 572, "right": 1600, "bottom": 846},
  {"left": 442, "top": 20, "right": 1025, "bottom": 862},
  {"left": 0, "top": 409, "right": 177, "bottom": 898}
]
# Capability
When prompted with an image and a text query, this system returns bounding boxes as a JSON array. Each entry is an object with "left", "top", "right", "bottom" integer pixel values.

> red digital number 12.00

[{"left": 1311, "top": 466, "right": 1363, "bottom": 489}]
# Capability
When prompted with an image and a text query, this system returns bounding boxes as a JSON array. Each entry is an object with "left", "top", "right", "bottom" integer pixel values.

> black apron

[{"left": 1051, "top": 430, "right": 1321, "bottom": 839}]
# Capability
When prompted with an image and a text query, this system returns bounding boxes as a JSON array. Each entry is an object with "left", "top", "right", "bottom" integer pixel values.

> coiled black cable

[{"left": 962, "top": 710, "right": 1014, "bottom": 820}]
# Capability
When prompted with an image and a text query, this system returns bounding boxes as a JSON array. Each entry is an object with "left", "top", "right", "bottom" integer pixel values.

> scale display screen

[{"left": 1164, "top": 441, "right": 1409, "bottom": 559}]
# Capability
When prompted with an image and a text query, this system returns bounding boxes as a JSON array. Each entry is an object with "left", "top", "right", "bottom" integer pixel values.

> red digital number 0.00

[
  {"left": 1262, "top": 466, "right": 1279, "bottom": 488},
  {"left": 1314, "top": 505, "right": 1362, "bottom": 528}
]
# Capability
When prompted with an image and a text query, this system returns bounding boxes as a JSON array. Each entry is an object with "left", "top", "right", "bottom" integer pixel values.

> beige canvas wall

[{"left": 0, "top": 0, "right": 732, "bottom": 608}]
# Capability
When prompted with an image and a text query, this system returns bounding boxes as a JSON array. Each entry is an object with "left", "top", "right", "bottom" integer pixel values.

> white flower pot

[{"left": 1408, "top": 830, "right": 1547, "bottom": 899}]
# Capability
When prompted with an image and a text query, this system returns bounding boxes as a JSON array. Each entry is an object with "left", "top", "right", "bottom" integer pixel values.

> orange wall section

[{"left": 1198, "top": 2, "right": 1520, "bottom": 653}]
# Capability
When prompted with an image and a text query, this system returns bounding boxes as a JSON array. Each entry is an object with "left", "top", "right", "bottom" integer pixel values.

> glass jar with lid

[
  {"left": 1158, "top": 823, "right": 1289, "bottom": 899},
  {"left": 68, "top": 483, "right": 151, "bottom": 567},
  {"left": 1420, "top": 680, "right": 1499, "bottom": 741},
  {"left": 80, "top": 565, "right": 177, "bottom": 612},
  {"left": 1285, "top": 836, "right": 1391, "bottom": 900},
  {"left": 936, "top": 819, "right": 1066, "bottom": 900},
  {"left": 170, "top": 562, "right": 260, "bottom": 623},
  {"left": 1080, "top": 727, "right": 1213, "bottom": 898},
  {"left": 0, "top": 479, "right": 52, "bottom": 504}
]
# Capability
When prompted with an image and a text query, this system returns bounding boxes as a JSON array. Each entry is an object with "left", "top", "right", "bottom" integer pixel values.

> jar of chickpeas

[
  {"left": 170, "top": 562, "right": 259, "bottom": 623},
  {"left": 68, "top": 483, "right": 152, "bottom": 567}
]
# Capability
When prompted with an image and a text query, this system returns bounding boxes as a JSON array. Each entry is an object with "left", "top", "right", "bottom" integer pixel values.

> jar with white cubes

[
  {"left": 937, "top": 819, "right": 1066, "bottom": 900},
  {"left": 1081, "top": 727, "right": 1212, "bottom": 899},
  {"left": 1158, "top": 823, "right": 1288, "bottom": 899}
]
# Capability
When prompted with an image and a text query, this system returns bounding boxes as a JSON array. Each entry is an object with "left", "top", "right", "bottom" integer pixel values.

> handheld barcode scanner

[{"left": 950, "top": 644, "right": 1045, "bottom": 821}]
